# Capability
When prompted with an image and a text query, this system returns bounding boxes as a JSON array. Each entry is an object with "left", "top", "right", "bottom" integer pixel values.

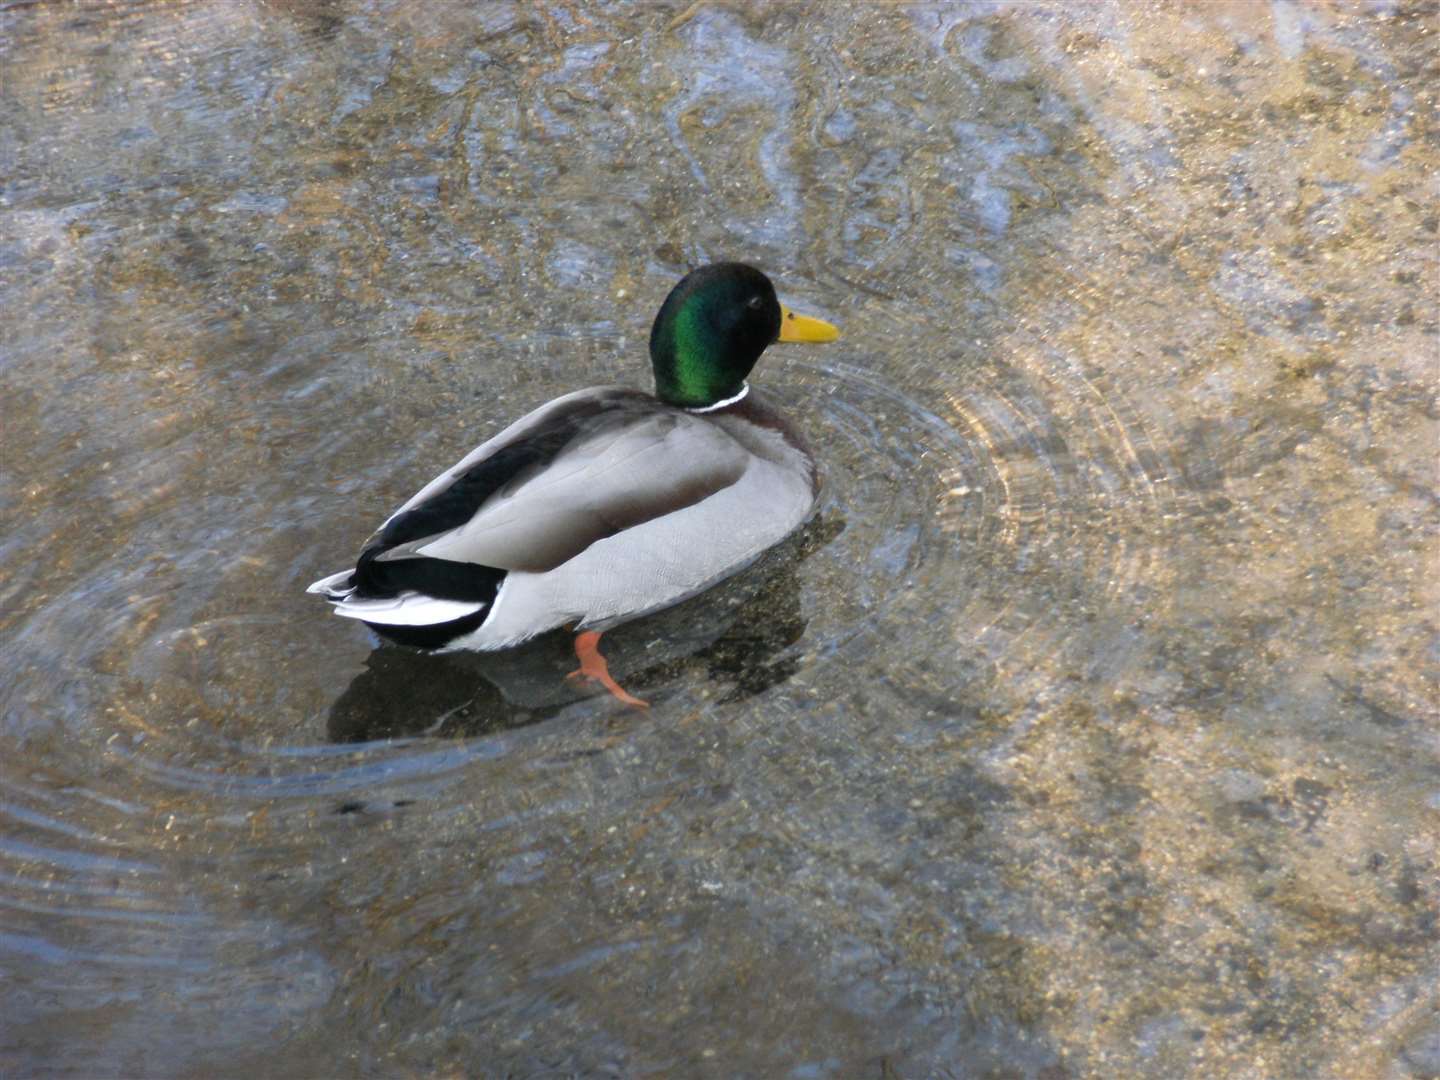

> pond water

[{"left": 2, "top": 1, "right": 1436, "bottom": 1076}]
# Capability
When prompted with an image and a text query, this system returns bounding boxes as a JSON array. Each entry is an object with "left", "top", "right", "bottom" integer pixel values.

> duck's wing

[{"left": 333, "top": 388, "right": 752, "bottom": 602}]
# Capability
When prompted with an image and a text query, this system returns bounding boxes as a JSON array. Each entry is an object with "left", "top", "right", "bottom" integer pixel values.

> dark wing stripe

[
  {"left": 377, "top": 396, "right": 623, "bottom": 551},
  {"left": 351, "top": 394, "right": 641, "bottom": 600},
  {"left": 350, "top": 389, "right": 749, "bottom": 597}
]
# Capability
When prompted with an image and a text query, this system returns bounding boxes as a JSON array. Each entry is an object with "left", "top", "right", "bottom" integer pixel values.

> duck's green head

[{"left": 649, "top": 263, "right": 840, "bottom": 409}]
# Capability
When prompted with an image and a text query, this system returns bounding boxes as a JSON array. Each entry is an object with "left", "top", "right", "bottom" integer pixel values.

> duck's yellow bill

[{"left": 778, "top": 304, "right": 840, "bottom": 343}]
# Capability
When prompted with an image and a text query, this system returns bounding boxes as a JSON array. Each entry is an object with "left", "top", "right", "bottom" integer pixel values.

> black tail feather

[
  {"left": 353, "top": 547, "right": 505, "bottom": 605},
  {"left": 346, "top": 550, "right": 506, "bottom": 651}
]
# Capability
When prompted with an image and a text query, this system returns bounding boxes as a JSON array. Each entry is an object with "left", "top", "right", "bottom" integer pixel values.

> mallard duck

[{"left": 307, "top": 262, "right": 839, "bottom": 706}]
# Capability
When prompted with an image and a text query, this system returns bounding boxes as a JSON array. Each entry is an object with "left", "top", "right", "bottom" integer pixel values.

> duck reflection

[{"left": 326, "top": 515, "right": 843, "bottom": 742}]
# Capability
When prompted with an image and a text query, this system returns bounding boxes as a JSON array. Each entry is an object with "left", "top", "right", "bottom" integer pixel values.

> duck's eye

[{"left": 747, "top": 295, "right": 764, "bottom": 310}]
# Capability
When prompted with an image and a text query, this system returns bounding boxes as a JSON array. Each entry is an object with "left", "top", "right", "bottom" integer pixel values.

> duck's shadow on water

[{"left": 326, "top": 515, "right": 845, "bottom": 743}]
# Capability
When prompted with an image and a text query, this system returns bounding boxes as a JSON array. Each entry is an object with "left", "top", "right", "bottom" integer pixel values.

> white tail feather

[
  {"left": 330, "top": 591, "right": 485, "bottom": 627},
  {"left": 306, "top": 569, "right": 357, "bottom": 597}
]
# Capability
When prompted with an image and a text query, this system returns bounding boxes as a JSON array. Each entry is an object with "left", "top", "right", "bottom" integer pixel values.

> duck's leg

[{"left": 567, "top": 630, "right": 649, "bottom": 708}]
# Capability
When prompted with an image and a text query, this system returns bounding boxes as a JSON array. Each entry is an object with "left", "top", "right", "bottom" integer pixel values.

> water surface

[{"left": 2, "top": 2, "right": 1437, "bottom": 1076}]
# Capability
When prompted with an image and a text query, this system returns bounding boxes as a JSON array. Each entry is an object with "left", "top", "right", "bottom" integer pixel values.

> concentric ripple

[
  {"left": 779, "top": 339, "right": 1193, "bottom": 712},
  {"left": 0, "top": 303, "right": 1208, "bottom": 1061}
]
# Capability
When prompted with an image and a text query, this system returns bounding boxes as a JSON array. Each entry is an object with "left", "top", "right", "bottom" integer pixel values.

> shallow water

[{"left": 2, "top": 1, "right": 1437, "bottom": 1076}]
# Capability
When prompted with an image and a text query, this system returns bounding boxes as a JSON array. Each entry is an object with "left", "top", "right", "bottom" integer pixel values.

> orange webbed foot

[{"left": 566, "top": 630, "right": 649, "bottom": 709}]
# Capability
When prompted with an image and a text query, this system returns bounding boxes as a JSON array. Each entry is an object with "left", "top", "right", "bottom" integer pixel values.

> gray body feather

[{"left": 308, "top": 386, "right": 817, "bottom": 650}]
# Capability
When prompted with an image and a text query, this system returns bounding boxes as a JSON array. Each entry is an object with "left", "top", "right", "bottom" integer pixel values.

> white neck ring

[{"left": 685, "top": 382, "right": 750, "bottom": 414}]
